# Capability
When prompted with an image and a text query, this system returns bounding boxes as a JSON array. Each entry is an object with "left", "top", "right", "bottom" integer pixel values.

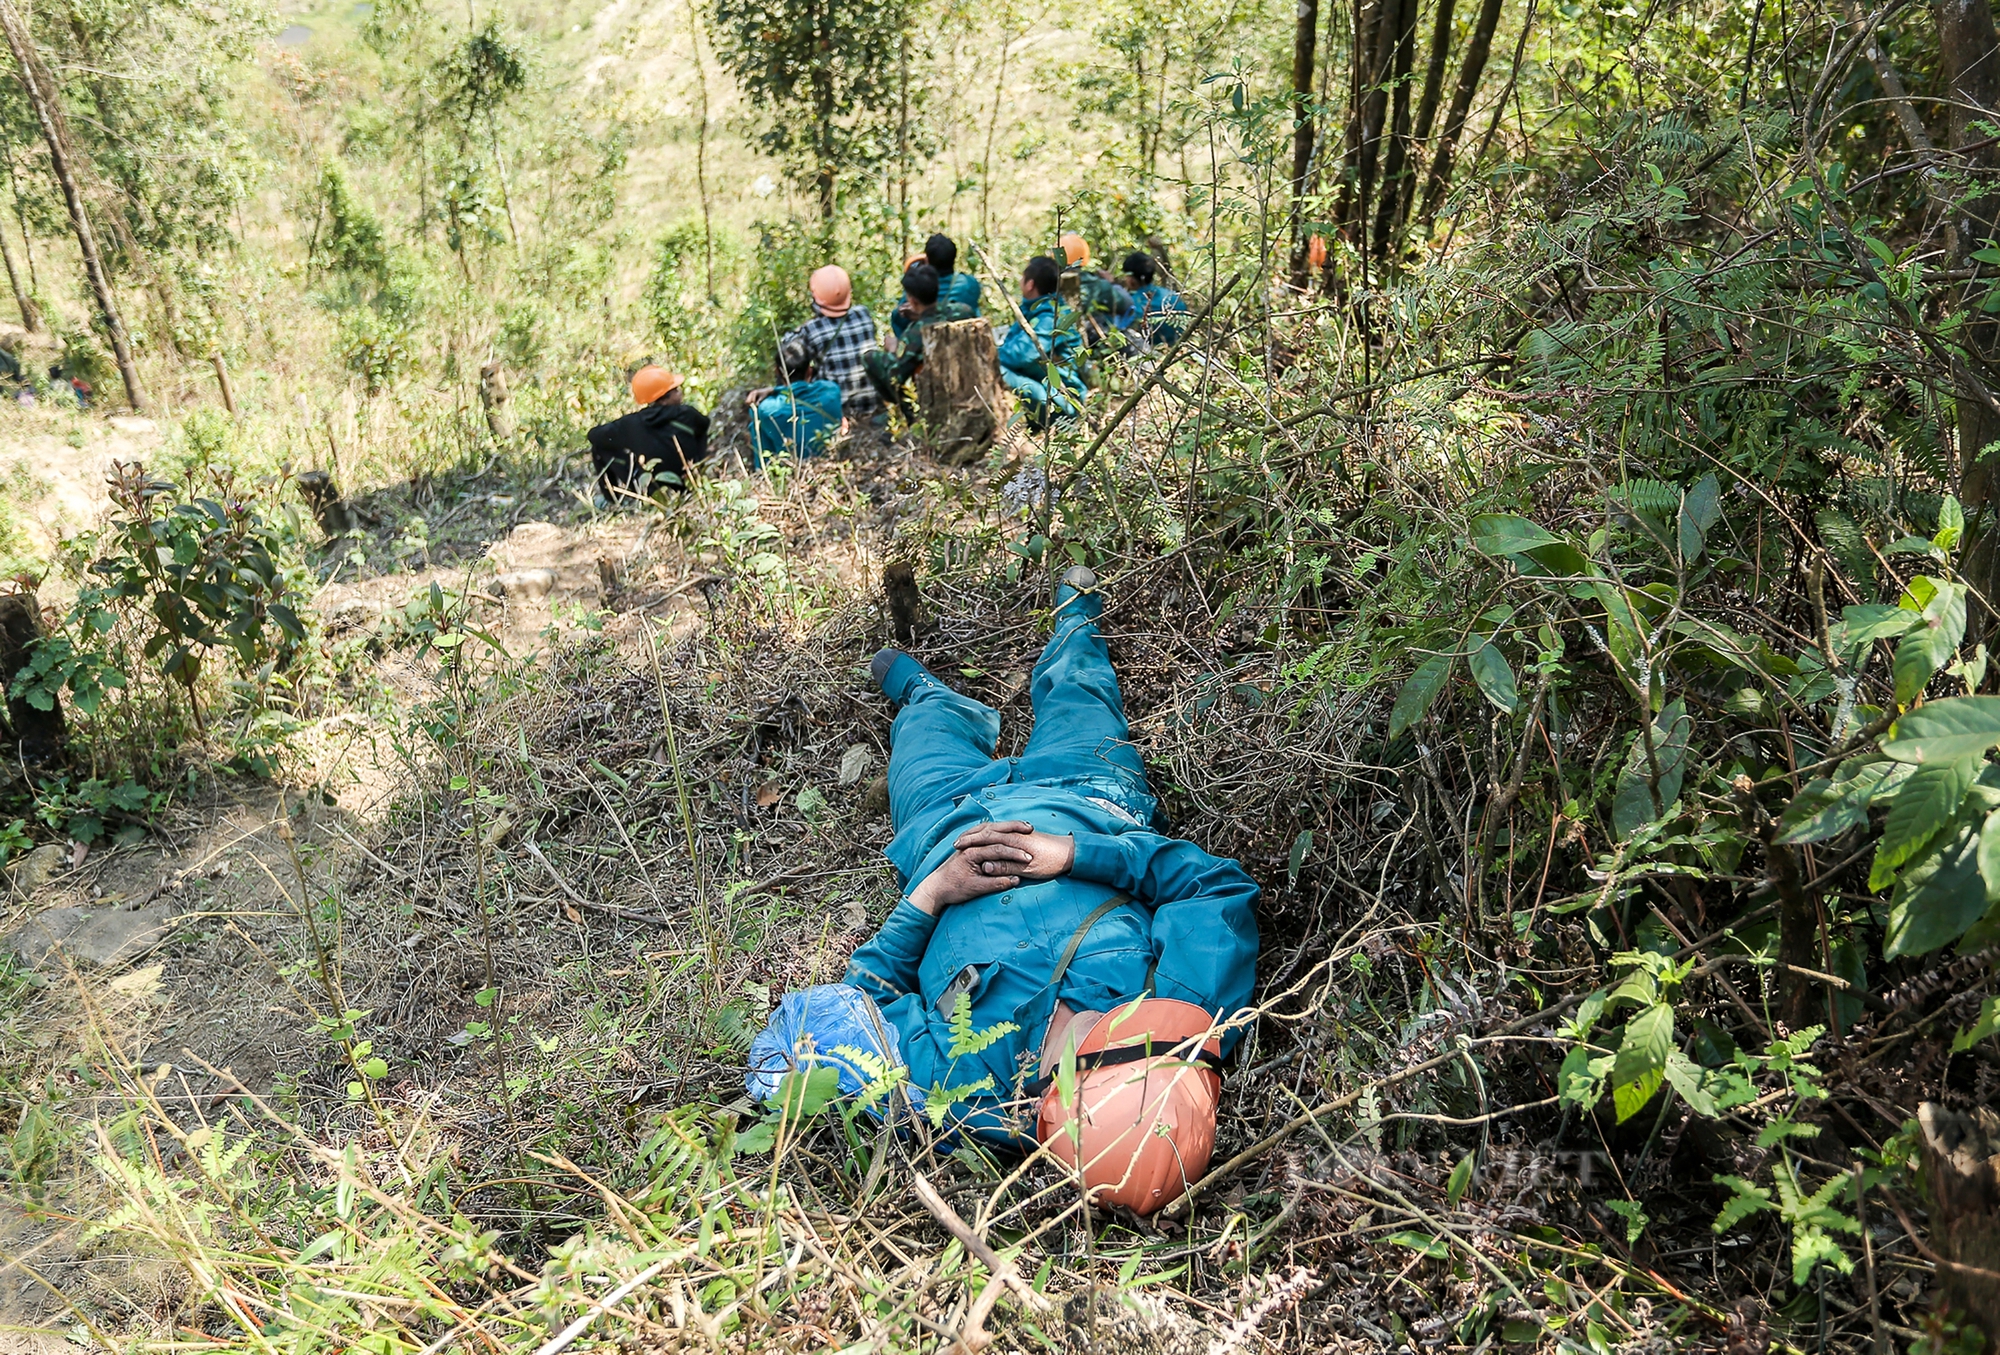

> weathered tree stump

[
  {"left": 296, "top": 470, "right": 353, "bottom": 538},
  {"left": 479, "top": 359, "right": 514, "bottom": 440},
  {"left": 884, "top": 561, "right": 920, "bottom": 646},
  {"left": 1919, "top": 1102, "right": 2000, "bottom": 1335},
  {"left": 0, "top": 591, "right": 63, "bottom": 763},
  {"left": 914, "top": 318, "right": 1008, "bottom": 467}
]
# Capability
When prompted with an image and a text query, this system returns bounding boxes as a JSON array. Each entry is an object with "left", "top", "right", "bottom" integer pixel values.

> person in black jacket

[{"left": 587, "top": 366, "right": 710, "bottom": 503}]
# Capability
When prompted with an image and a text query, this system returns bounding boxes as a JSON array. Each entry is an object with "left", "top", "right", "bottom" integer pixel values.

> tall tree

[
  {"left": 0, "top": 0, "right": 146, "bottom": 411},
  {"left": 1413, "top": 0, "right": 1503, "bottom": 229},
  {"left": 1369, "top": 0, "right": 1419, "bottom": 258},
  {"left": 714, "top": 0, "right": 917, "bottom": 223},
  {"left": 1938, "top": 0, "right": 2000, "bottom": 627},
  {"left": 1287, "top": 0, "right": 1320, "bottom": 290}
]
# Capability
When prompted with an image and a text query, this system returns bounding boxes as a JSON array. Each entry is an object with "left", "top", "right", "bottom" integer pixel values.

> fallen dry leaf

[
  {"left": 755, "top": 782, "right": 784, "bottom": 808},
  {"left": 838, "top": 744, "right": 875, "bottom": 784}
]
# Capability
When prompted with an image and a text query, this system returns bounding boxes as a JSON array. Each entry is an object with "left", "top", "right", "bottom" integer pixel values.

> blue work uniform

[
  {"left": 1131, "top": 283, "right": 1188, "bottom": 346},
  {"left": 938, "top": 271, "right": 981, "bottom": 313},
  {"left": 750, "top": 379, "right": 843, "bottom": 466},
  {"left": 997, "top": 294, "right": 1086, "bottom": 428},
  {"left": 838, "top": 615, "right": 1261, "bottom": 1145}
]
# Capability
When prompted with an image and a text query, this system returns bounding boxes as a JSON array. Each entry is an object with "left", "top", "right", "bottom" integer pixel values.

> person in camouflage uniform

[{"left": 865, "top": 261, "right": 976, "bottom": 416}]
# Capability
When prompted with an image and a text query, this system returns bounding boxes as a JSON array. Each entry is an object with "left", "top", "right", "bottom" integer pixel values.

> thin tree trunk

[
  {"left": 1414, "top": 0, "right": 1504, "bottom": 229},
  {"left": 1371, "top": 0, "right": 1419, "bottom": 258},
  {"left": 980, "top": 12, "right": 1014, "bottom": 240},
  {"left": 0, "top": 0, "right": 146, "bottom": 412},
  {"left": 685, "top": 0, "right": 714, "bottom": 296},
  {"left": 66, "top": 16, "right": 186, "bottom": 358},
  {"left": 1411, "top": 0, "right": 1457, "bottom": 152},
  {"left": 1939, "top": 0, "right": 2000, "bottom": 635},
  {"left": 0, "top": 216, "right": 35, "bottom": 330},
  {"left": 897, "top": 31, "right": 911, "bottom": 259},
  {"left": 486, "top": 110, "right": 519, "bottom": 246},
  {"left": 1342, "top": 0, "right": 1400, "bottom": 253},
  {"left": 1287, "top": 0, "right": 1321, "bottom": 290},
  {"left": 4, "top": 148, "right": 37, "bottom": 302}
]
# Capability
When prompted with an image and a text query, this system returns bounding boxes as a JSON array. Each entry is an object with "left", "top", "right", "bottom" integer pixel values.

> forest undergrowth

[{"left": 7, "top": 0, "right": 2000, "bottom": 1344}]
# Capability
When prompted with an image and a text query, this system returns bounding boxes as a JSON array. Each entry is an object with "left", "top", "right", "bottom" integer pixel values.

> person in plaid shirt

[{"left": 782, "top": 265, "right": 880, "bottom": 418}]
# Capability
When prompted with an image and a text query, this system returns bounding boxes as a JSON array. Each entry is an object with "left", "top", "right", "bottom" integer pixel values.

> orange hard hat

[
  {"left": 1060, "top": 232, "right": 1091, "bottom": 267},
  {"left": 1307, "top": 234, "right": 1328, "bottom": 270},
  {"left": 809, "top": 265, "right": 853, "bottom": 316},
  {"left": 1037, "top": 998, "right": 1223, "bottom": 1216},
  {"left": 631, "top": 366, "right": 682, "bottom": 404}
]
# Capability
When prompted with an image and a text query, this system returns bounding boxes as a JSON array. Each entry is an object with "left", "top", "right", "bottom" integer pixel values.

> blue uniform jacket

[
  {"left": 997, "top": 295, "right": 1083, "bottom": 386},
  {"left": 750, "top": 380, "right": 842, "bottom": 466},
  {"left": 843, "top": 781, "right": 1259, "bottom": 1143},
  {"left": 1131, "top": 283, "right": 1188, "bottom": 344},
  {"left": 938, "top": 271, "right": 981, "bottom": 312}
]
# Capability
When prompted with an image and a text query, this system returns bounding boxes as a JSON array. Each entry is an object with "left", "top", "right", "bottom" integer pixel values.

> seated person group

[{"left": 585, "top": 231, "right": 1188, "bottom": 496}]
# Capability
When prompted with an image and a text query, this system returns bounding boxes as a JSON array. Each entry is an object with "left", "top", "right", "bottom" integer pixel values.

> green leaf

[
  {"left": 1610, "top": 1003, "right": 1674, "bottom": 1122},
  {"left": 1896, "top": 633, "right": 1939, "bottom": 707},
  {"left": 1388, "top": 654, "right": 1452, "bottom": 741},
  {"left": 1556, "top": 1045, "right": 1609, "bottom": 1111},
  {"left": 772, "top": 1065, "right": 842, "bottom": 1118},
  {"left": 1469, "top": 641, "right": 1520, "bottom": 713},
  {"left": 1385, "top": 1230, "right": 1449, "bottom": 1258},
  {"left": 1921, "top": 579, "right": 1970, "bottom": 664},
  {"left": 359, "top": 1057, "right": 388, "bottom": 1080},
  {"left": 1886, "top": 821, "right": 1989, "bottom": 958},
  {"left": 1951, "top": 995, "right": 2000, "bottom": 1052},
  {"left": 1937, "top": 496, "right": 1967, "bottom": 552},
  {"left": 1838, "top": 604, "right": 1921, "bottom": 646},
  {"left": 734, "top": 1118, "right": 778, "bottom": 1154},
  {"left": 1469, "top": 514, "right": 1559, "bottom": 557},
  {"left": 1447, "top": 1152, "right": 1475, "bottom": 1207},
  {"left": 1286, "top": 829, "right": 1313, "bottom": 886},
  {"left": 1882, "top": 697, "right": 2000, "bottom": 764},
  {"left": 1664, "top": 1050, "right": 1720, "bottom": 1118},
  {"left": 1678, "top": 474, "right": 1721, "bottom": 562},
  {"left": 1872, "top": 756, "right": 1978, "bottom": 880},
  {"left": 1775, "top": 762, "right": 1890, "bottom": 844},
  {"left": 1612, "top": 700, "right": 1692, "bottom": 839}
]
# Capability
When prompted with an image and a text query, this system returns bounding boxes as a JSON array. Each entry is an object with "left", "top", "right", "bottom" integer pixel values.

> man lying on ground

[
  {"left": 747, "top": 337, "right": 843, "bottom": 467},
  {"left": 997, "top": 255, "right": 1085, "bottom": 431},
  {"left": 585, "top": 366, "right": 709, "bottom": 505},
  {"left": 747, "top": 567, "right": 1260, "bottom": 1214},
  {"left": 780, "top": 264, "right": 880, "bottom": 422},
  {"left": 867, "top": 261, "right": 976, "bottom": 417}
]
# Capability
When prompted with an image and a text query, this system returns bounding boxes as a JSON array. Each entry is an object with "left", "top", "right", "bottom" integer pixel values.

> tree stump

[
  {"left": 1919, "top": 1102, "right": 2000, "bottom": 1335},
  {"left": 914, "top": 318, "right": 1008, "bottom": 467},
  {"left": 296, "top": 471, "right": 353, "bottom": 538},
  {"left": 479, "top": 359, "right": 514, "bottom": 440},
  {"left": 0, "top": 591, "right": 63, "bottom": 763}
]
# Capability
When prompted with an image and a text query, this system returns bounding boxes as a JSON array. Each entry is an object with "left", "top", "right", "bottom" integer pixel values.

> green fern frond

[
  {"left": 1711, "top": 1174, "right": 1773, "bottom": 1232},
  {"left": 924, "top": 1076, "right": 996, "bottom": 1127},
  {"left": 946, "top": 992, "right": 1019, "bottom": 1059}
]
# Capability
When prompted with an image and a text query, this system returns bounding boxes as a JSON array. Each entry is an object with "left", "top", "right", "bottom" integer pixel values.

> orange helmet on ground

[
  {"left": 631, "top": 366, "right": 682, "bottom": 405},
  {"left": 1036, "top": 998, "right": 1223, "bottom": 1215},
  {"left": 1060, "top": 232, "right": 1091, "bottom": 267},
  {"left": 809, "top": 265, "right": 853, "bottom": 316}
]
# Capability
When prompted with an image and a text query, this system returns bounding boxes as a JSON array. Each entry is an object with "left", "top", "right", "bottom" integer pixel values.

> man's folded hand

[
  {"left": 952, "top": 821, "right": 1075, "bottom": 880},
  {"left": 907, "top": 839, "right": 1033, "bottom": 915}
]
